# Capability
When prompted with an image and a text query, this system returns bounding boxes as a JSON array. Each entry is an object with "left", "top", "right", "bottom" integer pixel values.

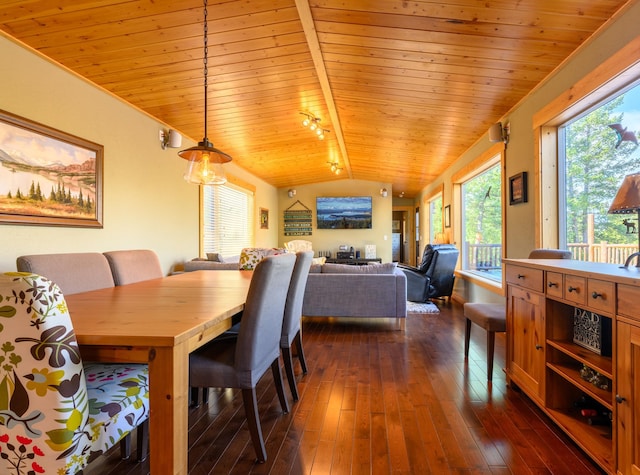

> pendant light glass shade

[
  {"left": 178, "top": 0, "right": 231, "bottom": 185},
  {"left": 179, "top": 139, "right": 231, "bottom": 185}
]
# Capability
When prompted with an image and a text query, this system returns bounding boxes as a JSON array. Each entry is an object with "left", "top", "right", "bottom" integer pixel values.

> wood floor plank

[{"left": 85, "top": 301, "right": 606, "bottom": 474}]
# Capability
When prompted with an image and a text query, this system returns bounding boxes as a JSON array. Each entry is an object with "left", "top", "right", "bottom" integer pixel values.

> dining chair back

[
  {"left": 103, "top": 249, "right": 163, "bottom": 285},
  {"left": 15, "top": 252, "right": 149, "bottom": 461},
  {"left": 0, "top": 272, "right": 149, "bottom": 472},
  {"left": 189, "top": 253, "right": 296, "bottom": 462},
  {"left": 16, "top": 252, "right": 115, "bottom": 294},
  {"left": 281, "top": 251, "right": 313, "bottom": 400}
]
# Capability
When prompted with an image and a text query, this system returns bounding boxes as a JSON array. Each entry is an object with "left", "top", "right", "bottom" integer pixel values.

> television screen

[{"left": 316, "top": 196, "right": 372, "bottom": 229}]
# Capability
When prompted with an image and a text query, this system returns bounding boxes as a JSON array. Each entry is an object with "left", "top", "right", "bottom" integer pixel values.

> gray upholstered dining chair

[
  {"left": 15, "top": 252, "right": 149, "bottom": 461},
  {"left": 188, "top": 253, "right": 296, "bottom": 462},
  {"left": 103, "top": 249, "right": 163, "bottom": 285},
  {"left": 281, "top": 251, "right": 313, "bottom": 401}
]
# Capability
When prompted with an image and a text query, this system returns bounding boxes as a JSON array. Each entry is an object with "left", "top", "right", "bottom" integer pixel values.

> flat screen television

[{"left": 316, "top": 196, "right": 372, "bottom": 229}]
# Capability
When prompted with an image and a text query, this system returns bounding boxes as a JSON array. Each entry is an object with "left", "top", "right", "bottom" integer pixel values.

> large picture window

[
  {"left": 428, "top": 194, "right": 443, "bottom": 243},
  {"left": 460, "top": 159, "right": 502, "bottom": 281},
  {"left": 202, "top": 182, "right": 254, "bottom": 257},
  {"left": 559, "top": 82, "right": 640, "bottom": 263}
]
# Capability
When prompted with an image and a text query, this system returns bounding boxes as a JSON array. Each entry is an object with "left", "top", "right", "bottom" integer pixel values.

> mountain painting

[
  {"left": 316, "top": 196, "right": 372, "bottom": 229},
  {"left": 0, "top": 111, "right": 102, "bottom": 227}
]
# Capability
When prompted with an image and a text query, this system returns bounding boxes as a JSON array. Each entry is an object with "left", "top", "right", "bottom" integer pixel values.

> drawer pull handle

[
  {"left": 591, "top": 291, "right": 603, "bottom": 299},
  {"left": 535, "top": 344, "right": 543, "bottom": 350},
  {"left": 568, "top": 286, "right": 578, "bottom": 293},
  {"left": 548, "top": 282, "right": 558, "bottom": 288},
  {"left": 517, "top": 274, "right": 525, "bottom": 279},
  {"left": 616, "top": 395, "right": 626, "bottom": 404}
]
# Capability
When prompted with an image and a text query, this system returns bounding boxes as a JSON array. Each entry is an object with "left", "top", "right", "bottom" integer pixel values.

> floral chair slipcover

[
  {"left": 0, "top": 272, "right": 149, "bottom": 474},
  {"left": 239, "top": 247, "right": 288, "bottom": 270}
]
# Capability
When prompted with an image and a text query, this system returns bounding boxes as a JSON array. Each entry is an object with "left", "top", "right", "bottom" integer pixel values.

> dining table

[{"left": 64, "top": 269, "right": 253, "bottom": 474}]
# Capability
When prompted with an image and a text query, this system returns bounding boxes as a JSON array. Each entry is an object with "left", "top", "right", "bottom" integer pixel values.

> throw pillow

[
  {"left": 321, "top": 262, "right": 397, "bottom": 274},
  {"left": 206, "top": 252, "right": 222, "bottom": 262},
  {"left": 239, "top": 247, "right": 287, "bottom": 270}
]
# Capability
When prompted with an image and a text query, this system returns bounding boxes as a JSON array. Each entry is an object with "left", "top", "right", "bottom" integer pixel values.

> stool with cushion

[
  {"left": 464, "top": 303, "right": 506, "bottom": 380},
  {"left": 463, "top": 248, "right": 572, "bottom": 380}
]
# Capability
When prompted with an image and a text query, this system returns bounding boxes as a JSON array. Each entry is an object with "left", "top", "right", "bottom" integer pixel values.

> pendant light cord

[{"left": 202, "top": 0, "right": 209, "bottom": 143}]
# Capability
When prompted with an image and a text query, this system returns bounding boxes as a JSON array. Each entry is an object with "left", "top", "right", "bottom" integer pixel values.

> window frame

[
  {"left": 535, "top": 37, "right": 640, "bottom": 250},
  {"left": 452, "top": 142, "right": 506, "bottom": 291}
]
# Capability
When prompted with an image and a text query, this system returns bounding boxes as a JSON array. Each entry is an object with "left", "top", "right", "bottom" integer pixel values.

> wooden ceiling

[{"left": 0, "top": 0, "right": 630, "bottom": 197}]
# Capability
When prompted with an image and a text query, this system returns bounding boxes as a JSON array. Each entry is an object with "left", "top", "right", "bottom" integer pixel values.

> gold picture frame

[
  {"left": 0, "top": 109, "right": 103, "bottom": 227},
  {"left": 260, "top": 207, "right": 269, "bottom": 229}
]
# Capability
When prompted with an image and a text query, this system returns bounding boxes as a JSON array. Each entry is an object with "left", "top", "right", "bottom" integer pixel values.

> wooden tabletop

[
  {"left": 65, "top": 270, "right": 253, "bottom": 347},
  {"left": 63, "top": 270, "right": 253, "bottom": 474}
]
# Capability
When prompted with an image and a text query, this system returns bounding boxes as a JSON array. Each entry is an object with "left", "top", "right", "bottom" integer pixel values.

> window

[
  {"left": 460, "top": 159, "right": 502, "bottom": 281},
  {"left": 202, "top": 181, "right": 254, "bottom": 257},
  {"left": 559, "top": 82, "right": 640, "bottom": 264},
  {"left": 428, "top": 194, "right": 443, "bottom": 243}
]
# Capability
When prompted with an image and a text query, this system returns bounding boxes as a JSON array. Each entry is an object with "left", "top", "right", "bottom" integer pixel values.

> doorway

[{"left": 391, "top": 206, "right": 415, "bottom": 265}]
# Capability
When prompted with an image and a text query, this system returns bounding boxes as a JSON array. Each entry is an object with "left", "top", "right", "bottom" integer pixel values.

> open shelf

[
  {"left": 546, "top": 361, "right": 612, "bottom": 409},
  {"left": 546, "top": 407, "right": 613, "bottom": 473},
  {"left": 547, "top": 339, "right": 612, "bottom": 378}
]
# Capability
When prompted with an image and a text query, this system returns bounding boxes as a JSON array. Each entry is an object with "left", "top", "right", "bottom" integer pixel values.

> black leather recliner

[{"left": 398, "top": 244, "right": 459, "bottom": 302}]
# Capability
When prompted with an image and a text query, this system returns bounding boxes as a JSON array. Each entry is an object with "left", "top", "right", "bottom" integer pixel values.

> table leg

[{"left": 148, "top": 343, "right": 189, "bottom": 474}]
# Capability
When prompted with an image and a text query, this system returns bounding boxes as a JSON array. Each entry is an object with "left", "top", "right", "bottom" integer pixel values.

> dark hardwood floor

[{"left": 86, "top": 301, "right": 605, "bottom": 474}]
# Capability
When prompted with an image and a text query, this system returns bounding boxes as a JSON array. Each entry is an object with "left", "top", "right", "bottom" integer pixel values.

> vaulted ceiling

[{"left": 0, "top": 0, "right": 630, "bottom": 197}]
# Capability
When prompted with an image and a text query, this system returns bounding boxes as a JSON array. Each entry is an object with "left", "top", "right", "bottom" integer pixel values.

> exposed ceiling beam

[{"left": 294, "top": 0, "right": 352, "bottom": 178}]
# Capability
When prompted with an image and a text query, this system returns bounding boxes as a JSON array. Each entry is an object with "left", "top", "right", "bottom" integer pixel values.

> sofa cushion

[
  {"left": 239, "top": 247, "right": 287, "bottom": 270},
  {"left": 206, "top": 252, "right": 223, "bottom": 262},
  {"left": 321, "top": 262, "right": 397, "bottom": 274}
]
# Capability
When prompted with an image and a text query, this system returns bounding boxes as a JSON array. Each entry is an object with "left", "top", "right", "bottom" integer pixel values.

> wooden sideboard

[{"left": 504, "top": 258, "right": 640, "bottom": 475}]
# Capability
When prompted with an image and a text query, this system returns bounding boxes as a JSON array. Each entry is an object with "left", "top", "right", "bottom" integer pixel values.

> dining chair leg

[
  {"left": 271, "top": 359, "right": 290, "bottom": 414},
  {"left": 137, "top": 419, "right": 149, "bottom": 462},
  {"left": 242, "top": 388, "right": 267, "bottom": 463},
  {"left": 282, "top": 346, "right": 299, "bottom": 401},
  {"left": 294, "top": 331, "right": 308, "bottom": 374}
]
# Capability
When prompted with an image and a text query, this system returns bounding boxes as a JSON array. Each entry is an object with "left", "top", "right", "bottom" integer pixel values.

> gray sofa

[
  {"left": 183, "top": 259, "right": 407, "bottom": 328},
  {"left": 302, "top": 263, "right": 407, "bottom": 328}
]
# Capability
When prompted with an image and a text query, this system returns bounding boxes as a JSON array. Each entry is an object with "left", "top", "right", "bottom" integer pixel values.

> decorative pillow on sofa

[
  {"left": 206, "top": 252, "right": 222, "bottom": 262},
  {"left": 239, "top": 247, "right": 287, "bottom": 270},
  {"left": 321, "top": 262, "right": 397, "bottom": 274}
]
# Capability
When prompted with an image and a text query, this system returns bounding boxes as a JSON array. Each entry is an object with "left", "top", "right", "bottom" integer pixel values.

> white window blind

[{"left": 202, "top": 182, "right": 254, "bottom": 257}]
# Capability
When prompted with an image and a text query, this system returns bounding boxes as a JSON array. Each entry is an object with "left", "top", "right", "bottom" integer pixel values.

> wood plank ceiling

[{"left": 0, "top": 0, "right": 630, "bottom": 198}]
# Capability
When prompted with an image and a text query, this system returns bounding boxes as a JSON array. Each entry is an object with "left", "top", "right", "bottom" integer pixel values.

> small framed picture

[
  {"left": 444, "top": 205, "right": 451, "bottom": 228},
  {"left": 509, "top": 172, "right": 528, "bottom": 205},
  {"left": 259, "top": 208, "right": 269, "bottom": 229}
]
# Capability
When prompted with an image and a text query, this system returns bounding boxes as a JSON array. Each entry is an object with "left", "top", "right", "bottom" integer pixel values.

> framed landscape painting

[{"left": 0, "top": 110, "right": 103, "bottom": 227}]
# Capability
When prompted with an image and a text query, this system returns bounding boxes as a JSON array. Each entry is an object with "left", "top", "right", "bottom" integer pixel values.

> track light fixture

[
  {"left": 300, "top": 112, "right": 330, "bottom": 140},
  {"left": 328, "top": 161, "right": 342, "bottom": 175}
]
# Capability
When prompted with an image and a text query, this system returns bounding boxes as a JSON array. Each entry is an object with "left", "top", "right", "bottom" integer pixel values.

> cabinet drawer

[
  {"left": 618, "top": 284, "right": 640, "bottom": 320},
  {"left": 546, "top": 271, "right": 564, "bottom": 299},
  {"left": 564, "top": 274, "right": 586, "bottom": 305},
  {"left": 587, "top": 279, "right": 614, "bottom": 315},
  {"left": 505, "top": 265, "right": 543, "bottom": 292}
]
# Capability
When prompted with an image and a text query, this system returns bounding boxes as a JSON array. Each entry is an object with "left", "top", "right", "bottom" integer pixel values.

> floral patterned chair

[{"left": 0, "top": 272, "right": 149, "bottom": 474}]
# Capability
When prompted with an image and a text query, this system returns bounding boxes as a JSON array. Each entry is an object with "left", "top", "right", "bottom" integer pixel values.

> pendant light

[{"left": 178, "top": 0, "right": 231, "bottom": 185}]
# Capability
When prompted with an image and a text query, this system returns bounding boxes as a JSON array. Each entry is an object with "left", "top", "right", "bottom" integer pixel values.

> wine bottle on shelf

[
  {"left": 587, "top": 414, "right": 612, "bottom": 426},
  {"left": 573, "top": 395, "right": 596, "bottom": 409}
]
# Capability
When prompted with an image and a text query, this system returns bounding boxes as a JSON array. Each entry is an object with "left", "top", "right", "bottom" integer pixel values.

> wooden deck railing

[{"left": 465, "top": 242, "right": 638, "bottom": 270}]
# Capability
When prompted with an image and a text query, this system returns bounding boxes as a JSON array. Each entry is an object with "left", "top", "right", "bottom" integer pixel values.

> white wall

[
  {"left": 0, "top": 35, "right": 278, "bottom": 274},
  {"left": 277, "top": 179, "right": 393, "bottom": 262}
]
